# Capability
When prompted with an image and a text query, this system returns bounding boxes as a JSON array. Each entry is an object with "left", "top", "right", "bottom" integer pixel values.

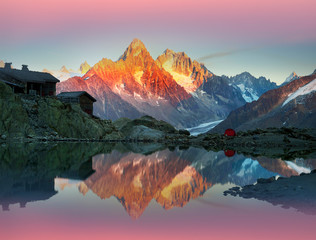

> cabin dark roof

[
  {"left": 0, "top": 71, "right": 25, "bottom": 88},
  {"left": 57, "top": 91, "right": 97, "bottom": 102},
  {"left": 0, "top": 67, "right": 60, "bottom": 83}
]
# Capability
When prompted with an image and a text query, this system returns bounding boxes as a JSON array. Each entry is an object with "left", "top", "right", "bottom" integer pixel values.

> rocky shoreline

[
  {"left": 2, "top": 125, "right": 315, "bottom": 160},
  {"left": 1, "top": 80, "right": 316, "bottom": 160}
]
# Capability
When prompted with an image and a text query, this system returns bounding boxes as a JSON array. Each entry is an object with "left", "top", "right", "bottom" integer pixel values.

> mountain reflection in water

[{"left": 1, "top": 142, "right": 315, "bottom": 219}]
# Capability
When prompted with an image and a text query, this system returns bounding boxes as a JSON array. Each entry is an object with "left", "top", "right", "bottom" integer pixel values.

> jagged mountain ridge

[
  {"left": 211, "top": 72, "right": 316, "bottom": 132},
  {"left": 223, "top": 72, "right": 278, "bottom": 102},
  {"left": 85, "top": 39, "right": 191, "bottom": 106},
  {"left": 57, "top": 39, "right": 273, "bottom": 128},
  {"left": 156, "top": 49, "right": 214, "bottom": 92}
]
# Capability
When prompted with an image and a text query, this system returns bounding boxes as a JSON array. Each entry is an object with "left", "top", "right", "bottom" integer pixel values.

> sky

[{"left": 0, "top": 0, "right": 315, "bottom": 84}]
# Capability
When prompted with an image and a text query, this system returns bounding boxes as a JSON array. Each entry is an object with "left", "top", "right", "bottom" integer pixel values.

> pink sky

[
  {"left": 1, "top": 0, "right": 316, "bottom": 83},
  {"left": 2, "top": 0, "right": 315, "bottom": 42}
]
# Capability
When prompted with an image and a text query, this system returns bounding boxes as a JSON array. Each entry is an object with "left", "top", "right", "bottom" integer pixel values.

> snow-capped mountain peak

[
  {"left": 43, "top": 65, "right": 83, "bottom": 81},
  {"left": 282, "top": 72, "right": 299, "bottom": 85},
  {"left": 60, "top": 65, "right": 69, "bottom": 73},
  {"left": 119, "top": 38, "right": 149, "bottom": 60}
]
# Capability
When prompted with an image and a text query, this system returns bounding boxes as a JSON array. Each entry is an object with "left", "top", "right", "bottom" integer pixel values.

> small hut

[
  {"left": 0, "top": 63, "right": 59, "bottom": 96},
  {"left": 57, "top": 91, "right": 96, "bottom": 115},
  {"left": 224, "top": 128, "right": 236, "bottom": 137}
]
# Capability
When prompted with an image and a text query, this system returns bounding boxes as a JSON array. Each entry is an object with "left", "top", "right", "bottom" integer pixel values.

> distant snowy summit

[
  {"left": 281, "top": 72, "right": 299, "bottom": 86},
  {"left": 43, "top": 61, "right": 91, "bottom": 81}
]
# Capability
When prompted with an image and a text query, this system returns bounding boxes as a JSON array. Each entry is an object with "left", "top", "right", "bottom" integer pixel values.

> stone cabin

[
  {"left": 0, "top": 62, "right": 59, "bottom": 96},
  {"left": 57, "top": 91, "right": 96, "bottom": 115}
]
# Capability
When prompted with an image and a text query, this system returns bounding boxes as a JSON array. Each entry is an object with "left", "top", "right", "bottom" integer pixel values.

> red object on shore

[
  {"left": 224, "top": 128, "right": 236, "bottom": 137},
  {"left": 224, "top": 149, "right": 236, "bottom": 157}
]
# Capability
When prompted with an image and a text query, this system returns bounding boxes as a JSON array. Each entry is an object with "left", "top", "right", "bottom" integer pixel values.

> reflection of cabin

[
  {"left": 0, "top": 154, "right": 94, "bottom": 211},
  {"left": 59, "top": 158, "right": 95, "bottom": 180},
  {"left": 0, "top": 178, "right": 57, "bottom": 211},
  {"left": 57, "top": 91, "right": 96, "bottom": 115},
  {"left": 0, "top": 62, "right": 60, "bottom": 96}
]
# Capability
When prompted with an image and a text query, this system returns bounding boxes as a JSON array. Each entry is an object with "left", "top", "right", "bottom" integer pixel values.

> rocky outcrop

[
  {"left": 114, "top": 115, "right": 194, "bottom": 142},
  {"left": 0, "top": 81, "right": 121, "bottom": 140},
  {"left": 0, "top": 81, "right": 33, "bottom": 138}
]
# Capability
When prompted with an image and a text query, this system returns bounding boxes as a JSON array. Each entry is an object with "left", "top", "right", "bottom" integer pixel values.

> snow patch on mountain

[
  {"left": 282, "top": 78, "right": 316, "bottom": 107},
  {"left": 133, "top": 49, "right": 142, "bottom": 57},
  {"left": 161, "top": 60, "right": 195, "bottom": 93},
  {"left": 168, "top": 71, "right": 195, "bottom": 93},
  {"left": 236, "top": 84, "right": 259, "bottom": 102},
  {"left": 134, "top": 71, "right": 144, "bottom": 85}
]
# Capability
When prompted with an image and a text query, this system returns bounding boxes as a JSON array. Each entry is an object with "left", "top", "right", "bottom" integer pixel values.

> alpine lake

[{"left": 0, "top": 142, "right": 315, "bottom": 240}]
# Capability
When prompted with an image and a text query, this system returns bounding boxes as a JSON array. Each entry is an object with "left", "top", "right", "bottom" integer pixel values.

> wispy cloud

[{"left": 197, "top": 48, "right": 254, "bottom": 62}]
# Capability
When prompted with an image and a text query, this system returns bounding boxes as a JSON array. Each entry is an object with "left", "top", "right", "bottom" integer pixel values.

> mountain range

[
  {"left": 57, "top": 39, "right": 277, "bottom": 128},
  {"left": 211, "top": 71, "right": 316, "bottom": 132}
]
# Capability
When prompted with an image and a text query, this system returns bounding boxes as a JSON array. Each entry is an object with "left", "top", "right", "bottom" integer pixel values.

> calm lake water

[{"left": 0, "top": 143, "right": 315, "bottom": 240}]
